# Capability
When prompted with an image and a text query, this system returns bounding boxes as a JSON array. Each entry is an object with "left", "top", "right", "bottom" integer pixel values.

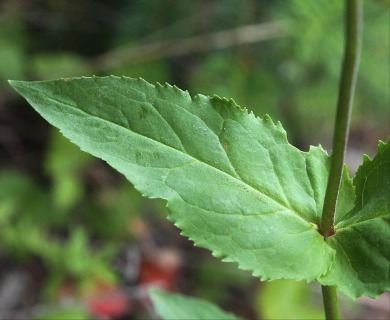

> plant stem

[
  {"left": 320, "top": 1, "right": 362, "bottom": 319},
  {"left": 320, "top": 0, "right": 362, "bottom": 237},
  {"left": 322, "top": 286, "right": 341, "bottom": 319}
]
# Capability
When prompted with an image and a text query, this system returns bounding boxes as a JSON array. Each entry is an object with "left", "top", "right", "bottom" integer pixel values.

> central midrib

[{"left": 34, "top": 86, "right": 312, "bottom": 225}]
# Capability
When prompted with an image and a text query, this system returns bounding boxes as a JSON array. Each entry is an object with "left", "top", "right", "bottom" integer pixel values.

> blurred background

[{"left": 0, "top": 0, "right": 389, "bottom": 319}]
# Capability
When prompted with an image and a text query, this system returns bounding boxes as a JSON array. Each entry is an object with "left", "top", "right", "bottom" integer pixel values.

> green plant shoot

[{"left": 8, "top": 76, "right": 389, "bottom": 304}]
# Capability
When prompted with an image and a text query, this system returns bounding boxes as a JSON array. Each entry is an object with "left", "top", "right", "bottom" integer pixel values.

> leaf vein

[{"left": 37, "top": 88, "right": 311, "bottom": 224}]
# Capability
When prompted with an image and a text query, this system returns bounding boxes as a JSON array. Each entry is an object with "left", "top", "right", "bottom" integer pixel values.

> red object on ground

[
  {"left": 139, "top": 248, "right": 182, "bottom": 292},
  {"left": 139, "top": 259, "right": 178, "bottom": 291},
  {"left": 87, "top": 286, "right": 130, "bottom": 319}
]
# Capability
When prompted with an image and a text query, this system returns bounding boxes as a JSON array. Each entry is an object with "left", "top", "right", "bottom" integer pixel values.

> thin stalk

[
  {"left": 320, "top": 0, "right": 362, "bottom": 237},
  {"left": 322, "top": 286, "right": 341, "bottom": 320},
  {"left": 320, "top": 1, "right": 362, "bottom": 320}
]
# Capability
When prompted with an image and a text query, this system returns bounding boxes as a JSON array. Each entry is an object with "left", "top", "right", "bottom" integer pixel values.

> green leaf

[
  {"left": 319, "top": 139, "right": 390, "bottom": 298},
  {"left": 8, "top": 76, "right": 335, "bottom": 283},
  {"left": 10, "top": 76, "right": 389, "bottom": 298},
  {"left": 149, "top": 288, "right": 241, "bottom": 320}
]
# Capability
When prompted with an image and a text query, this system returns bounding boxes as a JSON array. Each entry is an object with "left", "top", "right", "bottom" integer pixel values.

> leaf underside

[{"left": 9, "top": 76, "right": 389, "bottom": 298}]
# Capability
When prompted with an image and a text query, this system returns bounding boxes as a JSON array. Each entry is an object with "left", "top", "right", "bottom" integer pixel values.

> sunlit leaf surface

[{"left": 9, "top": 76, "right": 389, "bottom": 298}]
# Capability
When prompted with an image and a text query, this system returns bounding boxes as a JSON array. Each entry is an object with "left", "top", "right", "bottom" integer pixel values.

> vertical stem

[
  {"left": 320, "top": 0, "right": 362, "bottom": 237},
  {"left": 320, "top": 1, "right": 362, "bottom": 320},
  {"left": 322, "top": 286, "right": 341, "bottom": 320}
]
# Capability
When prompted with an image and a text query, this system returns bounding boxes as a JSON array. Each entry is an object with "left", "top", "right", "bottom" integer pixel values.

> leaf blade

[
  {"left": 9, "top": 76, "right": 334, "bottom": 282},
  {"left": 149, "top": 288, "right": 242, "bottom": 320},
  {"left": 319, "top": 139, "right": 390, "bottom": 298}
]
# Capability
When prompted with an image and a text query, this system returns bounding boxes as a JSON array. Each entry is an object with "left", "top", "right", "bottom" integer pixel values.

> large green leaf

[
  {"left": 9, "top": 76, "right": 389, "bottom": 298},
  {"left": 319, "top": 139, "right": 390, "bottom": 298},
  {"left": 149, "top": 288, "right": 241, "bottom": 320},
  {"left": 9, "top": 76, "right": 334, "bottom": 282}
]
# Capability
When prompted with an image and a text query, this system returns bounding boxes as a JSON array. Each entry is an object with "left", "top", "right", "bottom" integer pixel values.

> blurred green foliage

[
  {"left": 45, "top": 130, "right": 93, "bottom": 213},
  {"left": 194, "top": 259, "right": 252, "bottom": 307},
  {"left": 0, "top": 0, "right": 388, "bottom": 315},
  {"left": 0, "top": 170, "right": 117, "bottom": 297},
  {"left": 257, "top": 280, "right": 324, "bottom": 319},
  {"left": 34, "top": 307, "right": 89, "bottom": 320},
  {"left": 0, "top": 131, "right": 149, "bottom": 299},
  {"left": 0, "top": 8, "right": 27, "bottom": 82}
]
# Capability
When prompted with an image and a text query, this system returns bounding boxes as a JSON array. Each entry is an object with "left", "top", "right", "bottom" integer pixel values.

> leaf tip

[
  {"left": 262, "top": 114, "right": 275, "bottom": 126},
  {"left": 362, "top": 154, "right": 371, "bottom": 163},
  {"left": 8, "top": 80, "right": 33, "bottom": 97},
  {"left": 210, "top": 95, "right": 246, "bottom": 113},
  {"left": 317, "top": 144, "right": 327, "bottom": 153},
  {"left": 155, "top": 81, "right": 164, "bottom": 88},
  {"left": 342, "top": 163, "right": 351, "bottom": 177},
  {"left": 135, "top": 76, "right": 151, "bottom": 86},
  {"left": 378, "top": 137, "right": 389, "bottom": 151},
  {"left": 148, "top": 286, "right": 161, "bottom": 296},
  {"left": 212, "top": 251, "right": 228, "bottom": 260},
  {"left": 8, "top": 79, "right": 24, "bottom": 89},
  {"left": 275, "top": 120, "right": 284, "bottom": 130}
]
